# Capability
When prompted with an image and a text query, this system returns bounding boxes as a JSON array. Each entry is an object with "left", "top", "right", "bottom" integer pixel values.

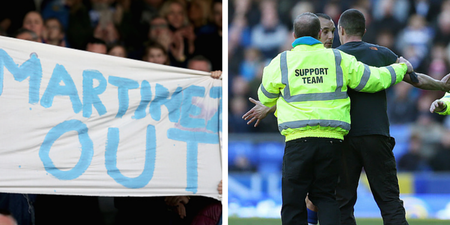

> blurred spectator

[
  {"left": 159, "top": 0, "right": 195, "bottom": 67},
  {"left": 398, "top": 132, "right": 429, "bottom": 171},
  {"left": 228, "top": 95, "right": 251, "bottom": 133},
  {"left": 239, "top": 47, "right": 262, "bottom": 82},
  {"left": 112, "top": 0, "right": 147, "bottom": 59},
  {"left": 228, "top": 13, "right": 251, "bottom": 74},
  {"left": 250, "top": 0, "right": 288, "bottom": 60},
  {"left": 426, "top": 43, "right": 450, "bottom": 81},
  {"left": 371, "top": 0, "right": 404, "bottom": 40},
  {"left": 387, "top": 82, "right": 418, "bottom": 124},
  {"left": 88, "top": 0, "right": 115, "bottom": 29},
  {"left": 375, "top": 29, "right": 400, "bottom": 55},
  {"left": 289, "top": 1, "right": 315, "bottom": 30},
  {"left": 86, "top": 37, "right": 107, "bottom": 54},
  {"left": 408, "top": 0, "right": 441, "bottom": 23},
  {"left": 22, "top": 11, "right": 45, "bottom": 43},
  {"left": 396, "top": 14, "right": 434, "bottom": 72},
  {"left": 93, "top": 18, "right": 120, "bottom": 46},
  {"left": 433, "top": 11, "right": 450, "bottom": 46},
  {"left": 187, "top": 55, "right": 212, "bottom": 72},
  {"left": 40, "top": 0, "right": 70, "bottom": 30},
  {"left": 188, "top": 0, "right": 214, "bottom": 35},
  {"left": 148, "top": 16, "right": 172, "bottom": 50},
  {"left": 143, "top": 41, "right": 169, "bottom": 65},
  {"left": 429, "top": 129, "right": 450, "bottom": 171},
  {"left": 193, "top": 0, "right": 222, "bottom": 71},
  {"left": 44, "top": 17, "right": 66, "bottom": 47},
  {"left": 323, "top": 0, "right": 342, "bottom": 24},
  {"left": 160, "top": 0, "right": 189, "bottom": 31},
  {"left": 410, "top": 94, "right": 446, "bottom": 160},
  {"left": 66, "top": 0, "right": 93, "bottom": 50},
  {"left": 14, "top": 28, "right": 39, "bottom": 42},
  {"left": 140, "top": 0, "right": 164, "bottom": 25},
  {"left": 107, "top": 43, "right": 127, "bottom": 57},
  {"left": 90, "top": 0, "right": 121, "bottom": 46}
]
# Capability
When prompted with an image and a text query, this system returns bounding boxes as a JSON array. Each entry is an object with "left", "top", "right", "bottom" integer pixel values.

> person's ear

[{"left": 339, "top": 26, "right": 345, "bottom": 36}]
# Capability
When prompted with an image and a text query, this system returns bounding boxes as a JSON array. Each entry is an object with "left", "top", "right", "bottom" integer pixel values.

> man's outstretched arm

[{"left": 403, "top": 71, "right": 450, "bottom": 92}]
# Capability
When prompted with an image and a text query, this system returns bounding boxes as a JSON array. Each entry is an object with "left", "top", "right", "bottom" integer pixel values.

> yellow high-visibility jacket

[{"left": 258, "top": 37, "right": 408, "bottom": 141}]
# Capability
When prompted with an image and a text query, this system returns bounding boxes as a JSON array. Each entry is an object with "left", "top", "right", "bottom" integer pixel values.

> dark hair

[
  {"left": 315, "top": 13, "right": 332, "bottom": 21},
  {"left": 107, "top": 43, "right": 127, "bottom": 54},
  {"left": 338, "top": 9, "right": 365, "bottom": 37},
  {"left": 44, "top": 17, "right": 64, "bottom": 33},
  {"left": 188, "top": 55, "right": 212, "bottom": 71},
  {"left": 14, "top": 28, "right": 39, "bottom": 41},
  {"left": 87, "top": 36, "right": 107, "bottom": 46},
  {"left": 144, "top": 41, "right": 169, "bottom": 64},
  {"left": 293, "top": 12, "right": 321, "bottom": 39}
]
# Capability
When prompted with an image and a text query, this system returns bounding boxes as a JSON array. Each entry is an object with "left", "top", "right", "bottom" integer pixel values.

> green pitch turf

[{"left": 228, "top": 217, "right": 450, "bottom": 225}]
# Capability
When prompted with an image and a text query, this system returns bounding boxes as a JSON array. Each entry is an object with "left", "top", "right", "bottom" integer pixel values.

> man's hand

[
  {"left": 164, "top": 196, "right": 190, "bottom": 207},
  {"left": 211, "top": 71, "right": 222, "bottom": 79},
  {"left": 305, "top": 195, "right": 318, "bottom": 212},
  {"left": 217, "top": 180, "right": 222, "bottom": 195},
  {"left": 165, "top": 196, "right": 189, "bottom": 219},
  {"left": 242, "top": 97, "right": 273, "bottom": 127},
  {"left": 430, "top": 99, "right": 447, "bottom": 113},
  {"left": 176, "top": 203, "right": 187, "bottom": 219},
  {"left": 398, "top": 56, "right": 414, "bottom": 73}
]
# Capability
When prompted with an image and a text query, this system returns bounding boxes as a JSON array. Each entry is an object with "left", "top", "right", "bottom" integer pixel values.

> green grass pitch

[{"left": 228, "top": 217, "right": 450, "bottom": 225}]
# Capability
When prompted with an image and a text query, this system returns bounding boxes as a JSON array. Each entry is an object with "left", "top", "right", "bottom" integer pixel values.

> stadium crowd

[
  {"left": 1, "top": 0, "right": 222, "bottom": 71},
  {"left": 228, "top": 0, "right": 450, "bottom": 173},
  {"left": 0, "top": 0, "right": 222, "bottom": 225}
]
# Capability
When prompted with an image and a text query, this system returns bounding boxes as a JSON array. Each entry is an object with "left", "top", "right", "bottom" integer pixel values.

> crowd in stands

[
  {"left": 0, "top": 1, "right": 222, "bottom": 225},
  {"left": 228, "top": 0, "right": 450, "bottom": 173},
  {"left": 1, "top": 0, "right": 222, "bottom": 71}
]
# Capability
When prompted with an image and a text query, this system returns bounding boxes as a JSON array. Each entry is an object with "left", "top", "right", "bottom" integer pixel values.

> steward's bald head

[{"left": 293, "top": 12, "right": 321, "bottom": 39}]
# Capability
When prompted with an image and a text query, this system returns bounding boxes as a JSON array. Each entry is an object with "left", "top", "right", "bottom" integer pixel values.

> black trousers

[
  {"left": 336, "top": 135, "right": 408, "bottom": 225},
  {"left": 281, "top": 137, "right": 343, "bottom": 225}
]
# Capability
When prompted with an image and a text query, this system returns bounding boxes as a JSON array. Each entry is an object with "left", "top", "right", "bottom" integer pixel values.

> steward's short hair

[{"left": 293, "top": 12, "right": 321, "bottom": 39}]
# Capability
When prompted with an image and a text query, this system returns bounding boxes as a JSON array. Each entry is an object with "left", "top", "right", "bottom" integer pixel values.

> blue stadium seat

[
  {"left": 390, "top": 124, "right": 411, "bottom": 161},
  {"left": 228, "top": 141, "right": 257, "bottom": 168},
  {"left": 393, "top": 142, "right": 409, "bottom": 161},
  {"left": 390, "top": 124, "right": 411, "bottom": 143},
  {"left": 256, "top": 141, "right": 285, "bottom": 174}
]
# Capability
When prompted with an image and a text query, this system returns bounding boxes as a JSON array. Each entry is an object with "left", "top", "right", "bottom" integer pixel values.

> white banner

[{"left": 0, "top": 36, "right": 222, "bottom": 200}]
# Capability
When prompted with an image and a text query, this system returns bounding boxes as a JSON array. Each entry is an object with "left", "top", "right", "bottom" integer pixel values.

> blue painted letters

[
  {"left": 83, "top": 70, "right": 107, "bottom": 117},
  {"left": 108, "top": 76, "right": 139, "bottom": 118},
  {"left": 0, "top": 50, "right": 42, "bottom": 104},
  {"left": 105, "top": 125, "right": 156, "bottom": 188},
  {"left": 39, "top": 120, "right": 94, "bottom": 180},
  {"left": 40, "top": 64, "right": 82, "bottom": 113}
]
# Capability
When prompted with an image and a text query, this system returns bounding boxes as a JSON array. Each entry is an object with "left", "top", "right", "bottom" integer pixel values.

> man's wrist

[{"left": 441, "top": 104, "right": 448, "bottom": 113}]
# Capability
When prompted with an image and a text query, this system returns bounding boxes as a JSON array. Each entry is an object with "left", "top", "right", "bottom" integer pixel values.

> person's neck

[{"left": 343, "top": 35, "right": 362, "bottom": 44}]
